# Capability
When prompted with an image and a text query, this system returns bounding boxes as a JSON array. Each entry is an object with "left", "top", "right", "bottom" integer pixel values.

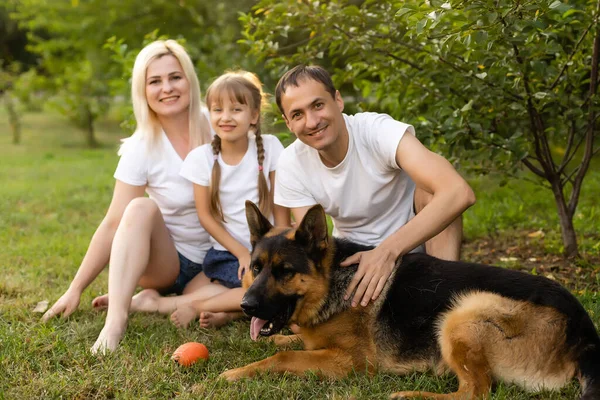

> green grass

[{"left": 1, "top": 109, "right": 598, "bottom": 399}]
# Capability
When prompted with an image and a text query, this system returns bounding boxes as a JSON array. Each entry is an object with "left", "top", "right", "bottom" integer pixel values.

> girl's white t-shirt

[
  {"left": 114, "top": 131, "right": 211, "bottom": 264},
  {"left": 180, "top": 135, "right": 284, "bottom": 251}
]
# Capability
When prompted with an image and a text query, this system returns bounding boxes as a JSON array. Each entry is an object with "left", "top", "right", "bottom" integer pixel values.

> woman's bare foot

[
  {"left": 170, "top": 305, "right": 198, "bottom": 328},
  {"left": 91, "top": 294, "right": 109, "bottom": 310},
  {"left": 199, "top": 311, "right": 235, "bottom": 329},
  {"left": 90, "top": 316, "right": 127, "bottom": 355},
  {"left": 130, "top": 289, "right": 161, "bottom": 313}
]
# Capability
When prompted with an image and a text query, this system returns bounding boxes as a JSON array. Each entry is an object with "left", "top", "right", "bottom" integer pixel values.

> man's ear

[
  {"left": 335, "top": 90, "right": 344, "bottom": 113},
  {"left": 282, "top": 113, "right": 292, "bottom": 131},
  {"left": 245, "top": 200, "right": 273, "bottom": 248},
  {"left": 294, "top": 204, "right": 328, "bottom": 253}
]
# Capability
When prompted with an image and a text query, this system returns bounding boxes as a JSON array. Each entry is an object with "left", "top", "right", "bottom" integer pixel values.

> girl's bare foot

[
  {"left": 199, "top": 311, "right": 235, "bottom": 329},
  {"left": 91, "top": 294, "right": 109, "bottom": 310},
  {"left": 170, "top": 305, "right": 198, "bottom": 328},
  {"left": 90, "top": 316, "right": 127, "bottom": 355}
]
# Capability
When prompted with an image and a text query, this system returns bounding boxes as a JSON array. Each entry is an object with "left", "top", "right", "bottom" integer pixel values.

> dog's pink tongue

[{"left": 250, "top": 317, "right": 268, "bottom": 341}]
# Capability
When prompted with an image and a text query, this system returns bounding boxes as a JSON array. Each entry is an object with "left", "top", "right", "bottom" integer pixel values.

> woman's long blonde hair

[
  {"left": 119, "top": 40, "right": 211, "bottom": 155},
  {"left": 205, "top": 71, "right": 272, "bottom": 221}
]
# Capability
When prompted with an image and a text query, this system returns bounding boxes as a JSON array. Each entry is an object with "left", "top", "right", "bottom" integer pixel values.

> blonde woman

[{"left": 42, "top": 40, "right": 213, "bottom": 354}]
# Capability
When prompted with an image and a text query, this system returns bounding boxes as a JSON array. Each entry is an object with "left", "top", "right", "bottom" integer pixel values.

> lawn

[{"left": 1, "top": 110, "right": 598, "bottom": 399}]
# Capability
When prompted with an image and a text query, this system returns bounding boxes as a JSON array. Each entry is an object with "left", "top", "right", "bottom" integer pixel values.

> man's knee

[{"left": 413, "top": 187, "right": 433, "bottom": 214}]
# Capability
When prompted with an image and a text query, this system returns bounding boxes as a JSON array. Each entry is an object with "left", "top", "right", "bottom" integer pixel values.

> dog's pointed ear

[
  {"left": 295, "top": 204, "right": 328, "bottom": 252},
  {"left": 245, "top": 200, "right": 273, "bottom": 248}
]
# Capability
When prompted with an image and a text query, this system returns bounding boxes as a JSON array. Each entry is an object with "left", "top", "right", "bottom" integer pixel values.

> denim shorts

[
  {"left": 203, "top": 248, "right": 242, "bottom": 289},
  {"left": 161, "top": 252, "right": 204, "bottom": 295}
]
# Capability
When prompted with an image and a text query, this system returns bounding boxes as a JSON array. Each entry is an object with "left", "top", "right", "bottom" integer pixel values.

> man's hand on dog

[{"left": 341, "top": 245, "right": 398, "bottom": 307}]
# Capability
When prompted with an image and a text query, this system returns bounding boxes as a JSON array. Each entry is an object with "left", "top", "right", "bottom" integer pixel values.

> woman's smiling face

[{"left": 145, "top": 54, "right": 190, "bottom": 118}]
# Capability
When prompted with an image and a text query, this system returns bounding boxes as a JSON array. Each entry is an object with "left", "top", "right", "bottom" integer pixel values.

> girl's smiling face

[{"left": 209, "top": 93, "right": 259, "bottom": 144}]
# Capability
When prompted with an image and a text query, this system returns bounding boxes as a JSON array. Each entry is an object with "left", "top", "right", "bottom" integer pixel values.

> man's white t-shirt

[
  {"left": 114, "top": 132, "right": 211, "bottom": 264},
  {"left": 275, "top": 112, "right": 418, "bottom": 248},
  {"left": 180, "top": 135, "right": 284, "bottom": 252}
]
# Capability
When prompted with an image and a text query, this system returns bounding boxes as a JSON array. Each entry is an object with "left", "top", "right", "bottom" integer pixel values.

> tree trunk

[
  {"left": 84, "top": 105, "right": 99, "bottom": 148},
  {"left": 549, "top": 181, "right": 578, "bottom": 258},
  {"left": 6, "top": 95, "right": 21, "bottom": 145}
]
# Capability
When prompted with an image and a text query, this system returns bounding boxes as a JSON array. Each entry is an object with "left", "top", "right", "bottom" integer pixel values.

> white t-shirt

[
  {"left": 180, "top": 135, "right": 284, "bottom": 251},
  {"left": 275, "top": 112, "right": 418, "bottom": 248},
  {"left": 114, "top": 132, "right": 211, "bottom": 264}
]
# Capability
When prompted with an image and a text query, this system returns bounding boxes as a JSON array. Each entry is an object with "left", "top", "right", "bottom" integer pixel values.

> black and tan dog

[{"left": 220, "top": 202, "right": 600, "bottom": 399}]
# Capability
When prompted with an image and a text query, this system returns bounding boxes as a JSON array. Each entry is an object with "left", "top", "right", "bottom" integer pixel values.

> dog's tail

[{"left": 579, "top": 340, "right": 600, "bottom": 400}]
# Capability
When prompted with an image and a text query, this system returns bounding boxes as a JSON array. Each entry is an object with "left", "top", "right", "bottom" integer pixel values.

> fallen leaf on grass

[
  {"left": 528, "top": 230, "right": 545, "bottom": 238},
  {"left": 32, "top": 300, "right": 49, "bottom": 313}
]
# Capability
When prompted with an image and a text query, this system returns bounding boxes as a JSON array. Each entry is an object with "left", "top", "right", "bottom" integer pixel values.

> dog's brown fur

[{"left": 220, "top": 202, "right": 600, "bottom": 399}]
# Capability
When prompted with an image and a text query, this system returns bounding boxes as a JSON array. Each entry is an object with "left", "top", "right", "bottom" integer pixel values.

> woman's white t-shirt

[
  {"left": 114, "top": 132, "right": 211, "bottom": 264},
  {"left": 180, "top": 135, "right": 284, "bottom": 251}
]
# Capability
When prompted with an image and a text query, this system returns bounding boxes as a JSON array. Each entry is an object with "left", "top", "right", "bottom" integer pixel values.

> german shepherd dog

[{"left": 220, "top": 202, "right": 600, "bottom": 399}]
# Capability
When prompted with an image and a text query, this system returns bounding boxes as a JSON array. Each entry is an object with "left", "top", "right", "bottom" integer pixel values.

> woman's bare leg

[
  {"left": 93, "top": 272, "right": 222, "bottom": 314},
  {"left": 91, "top": 198, "right": 179, "bottom": 354}
]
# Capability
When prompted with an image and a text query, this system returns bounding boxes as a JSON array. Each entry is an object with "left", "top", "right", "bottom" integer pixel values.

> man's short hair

[{"left": 275, "top": 65, "right": 336, "bottom": 115}]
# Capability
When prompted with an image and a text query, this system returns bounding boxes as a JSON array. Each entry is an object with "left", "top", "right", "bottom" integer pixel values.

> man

[{"left": 274, "top": 65, "right": 476, "bottom": 308}]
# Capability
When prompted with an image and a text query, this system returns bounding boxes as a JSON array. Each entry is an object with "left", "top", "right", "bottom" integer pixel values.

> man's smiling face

[{"left": 280, "top": 78, "right": 345, "bottom": 153}]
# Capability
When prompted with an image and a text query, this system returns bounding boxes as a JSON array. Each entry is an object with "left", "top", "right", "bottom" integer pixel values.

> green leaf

[
  {"left": 461, "top": 100, "right": 473, "bottom": 112},
  {"left": 549, "top": 1, "right": 562, "bottom": 9}
]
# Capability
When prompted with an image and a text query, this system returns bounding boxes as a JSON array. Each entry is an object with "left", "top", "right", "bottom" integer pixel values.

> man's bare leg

[{"left": 414, "top": 187, "right": 463, "bottom": 261}]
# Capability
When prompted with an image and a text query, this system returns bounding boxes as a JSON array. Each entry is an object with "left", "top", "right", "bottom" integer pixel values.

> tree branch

[
  {"left": 561, "top": 165, "right": 579, "bottom": 187},
  {"left": 568, "top": 0, "right": 600, "bottom": 217},
  {"left": 557, "top": 120, "right": 576, "bottom": 174},
  {"left": 558, "top": 128, "right": 587, "bottom": 175},
  {"left": 375, "top": 49, "right": 423, "bottom": 70},
  {"left": 550, "top": 19, "right": 595, "bottom": 90},
  {"left": 522, "top": 157, "right": 547, "bottom": 178}
]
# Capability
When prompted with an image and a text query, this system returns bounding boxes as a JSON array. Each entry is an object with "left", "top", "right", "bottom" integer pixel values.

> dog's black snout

[{"left": 240, "top": 297, "right": 259, "bottom": 315}]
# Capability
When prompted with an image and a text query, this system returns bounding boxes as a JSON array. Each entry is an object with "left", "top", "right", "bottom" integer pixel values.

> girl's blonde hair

[
  {"left": 205, "top": 71, "right": 272, "bottom": 221},
  {"left": 120, "top": 40, "right": 211, "bottom": 155}
]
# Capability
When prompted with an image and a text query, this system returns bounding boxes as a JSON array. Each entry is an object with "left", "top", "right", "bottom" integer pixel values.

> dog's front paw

[
  {"left": 219, "top": 367, "right": 248, "bottom": 381},
  {"left": 388, "top": 391, "right": 419, "bottom": 399},
  {"left": 268, "top": 334, "right": 301, "bottom": 347}
]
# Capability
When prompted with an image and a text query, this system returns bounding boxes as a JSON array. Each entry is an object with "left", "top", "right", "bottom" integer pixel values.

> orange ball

[{"left": 171, "top": 342, "right": 209, "bottom": 366}]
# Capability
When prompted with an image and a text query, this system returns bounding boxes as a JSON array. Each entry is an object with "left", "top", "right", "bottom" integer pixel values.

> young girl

[{"left": 159, "top": 71, "right": 289, "bottom": 328}]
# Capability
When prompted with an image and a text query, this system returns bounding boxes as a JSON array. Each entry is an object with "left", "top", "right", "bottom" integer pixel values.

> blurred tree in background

[
  {"left": 1, "top": 1, "right": 37, "bottom": 145},
  {"left": 6, "top": 0, "right": 255, "bottom": 146},
  {"left": 241, "top": 0, "right": 599, "bottom": 257},
  {"left": 2, "top": 0, "right": 597, "bottom": 257}
]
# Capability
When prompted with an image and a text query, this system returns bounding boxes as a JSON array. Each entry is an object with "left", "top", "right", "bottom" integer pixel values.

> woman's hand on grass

[{"left": 41, "top": 289, "right": 81, "bottom": 322}]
